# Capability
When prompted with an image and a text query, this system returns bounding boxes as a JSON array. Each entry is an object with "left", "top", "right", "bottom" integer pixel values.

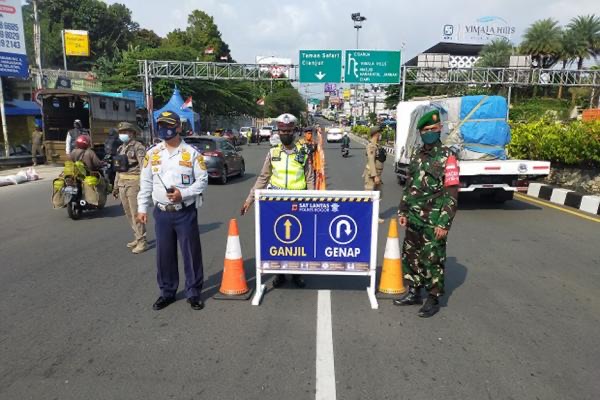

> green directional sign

[
  {"left": 299, "top": 50, "right": 342, "bottom": 83},
  {"left": 309, "top": 98, "right": 321, "bottom": 105},
  {"left": 344, "top": 50, "right": 401, "bottom": 84}
]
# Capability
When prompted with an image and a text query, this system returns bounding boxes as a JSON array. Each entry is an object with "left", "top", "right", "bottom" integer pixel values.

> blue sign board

[
  {"left": 0, "top": 1, "right": 29, "bottom": 78},
  {"left": 259, "top": 198, "right": 373, "bottom": 263}
]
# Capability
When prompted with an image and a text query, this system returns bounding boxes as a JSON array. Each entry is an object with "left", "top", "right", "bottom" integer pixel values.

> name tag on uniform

[
  {"left": 272, "top": 157, "right": 281, "bottom": 161},
  {"left": 181, "top": 174, "right": 191, "bottom": 185}
]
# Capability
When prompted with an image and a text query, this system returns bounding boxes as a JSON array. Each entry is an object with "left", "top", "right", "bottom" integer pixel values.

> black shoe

[
  {"left": 393, "top": 287, "right": 423, "bottom": 306},
  {"left": 272, "top": 274, "right": 286, "bottom": 288},
  {"left": 152, "top": 296, "right": 175, "bottom": 311},
  {"left": 418, "top": 296, "right": 440, "bottom": 318},
  {"left": 187, "top": 296, "right": 204, "bottom": 311},
  {"left": 292, "top": 275, "right": 306, "bottom": 288}
]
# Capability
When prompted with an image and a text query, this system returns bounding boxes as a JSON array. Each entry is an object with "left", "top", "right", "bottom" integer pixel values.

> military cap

[
  {"left": 369, "top": 126, "right": 381, "bottom": 136},
  {"left": 156, "top": 110, "right": 180, "bottom": 125},
  {"left": 417, "top": 109, "right": 441, "bottom": 130},
  {"left": 117, "top": 121, "right": 140, "bottom": 133}
]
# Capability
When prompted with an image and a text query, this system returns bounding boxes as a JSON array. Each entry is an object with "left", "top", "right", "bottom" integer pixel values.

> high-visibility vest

[{"left": 269, "top": 144, "right": 307, "bottom": 190}]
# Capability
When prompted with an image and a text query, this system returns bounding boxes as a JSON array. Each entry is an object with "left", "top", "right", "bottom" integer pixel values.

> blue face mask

[
  {"left": 158, "top": 125, "right": 178, "bottom": 141},
  {"left": 118, "top": 134, "right": 130, "bottom": 143},
  {"left": 421, "top": 131, "right": 441, "bottom": 144}
]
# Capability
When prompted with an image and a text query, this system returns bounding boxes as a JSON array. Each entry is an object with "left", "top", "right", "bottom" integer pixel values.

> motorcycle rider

[
  {"left": 104, "top": 128, "right": 122, "bottom": 188},
  {"left": 341, "top": 131, "right": 350, "bottom": 155},
  {"left": 69, "top": 135, "right": 103, "bottom": 172}
]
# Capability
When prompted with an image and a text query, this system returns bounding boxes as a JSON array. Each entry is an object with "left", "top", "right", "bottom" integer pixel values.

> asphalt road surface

[{"left": 1, "top": 134, "right": 599, "bottom": 400}]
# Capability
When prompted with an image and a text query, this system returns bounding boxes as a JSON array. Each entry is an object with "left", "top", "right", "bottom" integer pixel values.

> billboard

[
  {"left": 64, "top": 30, "right": 90, "bottom": 56},
  {"left": 0, "top": 0, "right": 28, "bottom": 78},
  {"left": 255, "top": 56, "right": 292, "bottom": 78},
  {"left": 442, "top": 16, "right": 516, "bottom": 44}
]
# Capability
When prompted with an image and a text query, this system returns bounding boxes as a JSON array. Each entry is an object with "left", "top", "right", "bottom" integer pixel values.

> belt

[
  {"left": 119, "top": 173, "right": 140, "bottom": 180},
  {"left": 156, "top": 202, "right": 194, "bottom": 212}
]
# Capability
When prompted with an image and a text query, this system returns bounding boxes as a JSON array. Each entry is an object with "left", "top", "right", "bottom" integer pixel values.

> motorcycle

[
  {"left": 61, "top": 164, "right": 110, "bottom": 220},
  {"left": 341, "top": 145, "right": 349, "bottom": 158}
]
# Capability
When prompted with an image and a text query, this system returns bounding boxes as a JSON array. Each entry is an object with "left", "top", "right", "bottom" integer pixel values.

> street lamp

[{"left": 350, "top": 13, "right": 366, "bottom": 125}]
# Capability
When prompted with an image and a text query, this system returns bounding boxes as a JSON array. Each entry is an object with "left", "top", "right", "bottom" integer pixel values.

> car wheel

[
  {"left": 238, "top": 161, "right": 245, "bottom": 177},
  {"left": 220, "top": 166, "right": 228, "bottom": 185}
]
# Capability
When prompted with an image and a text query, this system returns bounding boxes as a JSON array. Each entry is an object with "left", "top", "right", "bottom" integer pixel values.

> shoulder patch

[
  {"left": 196, "top": 155, "right": 207, "bottom": 170},
  {"left": 143, "top": 154, "right": 149, "bottom": 168}
]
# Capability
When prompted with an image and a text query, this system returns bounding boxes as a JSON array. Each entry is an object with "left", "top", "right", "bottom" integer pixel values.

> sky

[{"left": 105, "top": 0, "right": 599, "bottom": 64}]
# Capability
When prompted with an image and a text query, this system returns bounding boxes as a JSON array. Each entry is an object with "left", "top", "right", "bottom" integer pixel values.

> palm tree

[
  {"left": 556, "top": 29, "right": 587, "bottom": 98},
  {"left": 520, "top": 18, "right": 562, "bottom": 68},
  {"left": 476, "top": 38, "right": 513, "bottom": 68},
  {"left": 567, "top": 15, "right": 600, "bottom": 70}
]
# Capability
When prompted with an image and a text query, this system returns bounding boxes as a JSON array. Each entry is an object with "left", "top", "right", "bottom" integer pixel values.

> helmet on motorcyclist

[
  {"left": 74, "top": 119, "right": 82, "bottom": 128},
  {"left": 75, "top": 134, "right": 91, "bottom": 149}
]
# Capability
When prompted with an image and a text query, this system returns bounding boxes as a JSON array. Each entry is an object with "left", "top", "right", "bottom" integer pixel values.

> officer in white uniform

[{"left": 137, "top": 110, "right": 208, "bottom": 311}]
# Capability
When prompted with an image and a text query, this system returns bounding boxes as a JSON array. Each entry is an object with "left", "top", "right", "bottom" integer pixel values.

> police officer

[
  {"left": 240, "top": 113, "right": 315, "bottom": 288},
  {"left": 113, "top": 122, "right": 147, "bottom": 254},
  {"left": 65, "top": 119, "right": 88, "bottom": 155},
  {"left": 394, "top": 109, "right": 459, "bottom": 318},
  {"left": 364, "top": 126, "right": 385, "bottom": 223},
  {"left": 31, "top": 125, "right": 44, "bottom": 165},
  {"left": 136, "top": 111, "right": 208, "bottom": 311}
]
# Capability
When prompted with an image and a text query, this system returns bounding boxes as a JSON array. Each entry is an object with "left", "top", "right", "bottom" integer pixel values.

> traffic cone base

[
  {"left": 377, "top": 218, "right": 407, "bottom": 299},
  {"left": 214, "top": 219, "right": 253, "bottom": 300}
]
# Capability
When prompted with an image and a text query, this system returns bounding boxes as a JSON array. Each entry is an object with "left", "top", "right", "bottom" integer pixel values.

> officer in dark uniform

[{"left": 137, "top": 111, "right": 209, "bottom": 311}]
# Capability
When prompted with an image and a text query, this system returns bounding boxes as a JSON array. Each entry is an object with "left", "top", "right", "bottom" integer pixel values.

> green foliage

[
  {"left": 476, "top": 39, "right": 513, "bottom": 68},
  {"left": 567, "top": 14, "right": 600, "bottom": 69},
  {"left": 264, "top": 87, "right": 306, "bottom": 118},
  {"left": 351, "top": 125, "right": 370, "bottom": 138},
  {"left": 520, "top": 18, "right": 562, "bottom": 68},
  {"left": 508, "top": 119, "right": 600, "bottom": 167},
  {"left": 510, "top": 98, "right": 572, "bottom": 122}
]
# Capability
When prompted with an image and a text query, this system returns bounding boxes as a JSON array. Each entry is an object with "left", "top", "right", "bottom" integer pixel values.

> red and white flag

[
  {"left": 181, "top": 96, "right": 193, "bottom": 110},
  {"left": 256, "top": 98, "right": 265, "bottom": 106},
  {"left": 204, "top": 47, "right": 214, "bottom": 55}
]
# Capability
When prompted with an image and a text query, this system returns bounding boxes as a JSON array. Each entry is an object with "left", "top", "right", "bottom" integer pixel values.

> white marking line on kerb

[{"left": 316, "top": 290, "right": 336, "bottom": 400}]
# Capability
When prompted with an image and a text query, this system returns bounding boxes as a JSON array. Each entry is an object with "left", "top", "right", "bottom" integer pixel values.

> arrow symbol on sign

[
  {"left": 315, "top": 71, "right": 326, "bottom": 80},
  {"left": 336, "top": 220, "right": 352, "bottom": 238},
  {"left": 284, "top": 219, "right": 292, "bottom": 240}
]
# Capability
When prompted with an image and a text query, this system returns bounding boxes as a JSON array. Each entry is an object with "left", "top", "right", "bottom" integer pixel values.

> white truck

[{"left": 394, "top": 97, "right": 551, "bottom": 202}]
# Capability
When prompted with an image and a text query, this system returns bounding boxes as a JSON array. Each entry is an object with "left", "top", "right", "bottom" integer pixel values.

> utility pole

[
  {"left": 351, "top": 13, "right": 366, "bottom": 126},
  {"left": 32, "top": 0, "right": 43, "bottom": 89}
]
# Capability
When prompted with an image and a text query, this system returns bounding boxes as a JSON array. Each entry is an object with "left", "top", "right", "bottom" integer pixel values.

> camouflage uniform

[{"left": 398, "top": 142, "right": 458, "bottom": 297}]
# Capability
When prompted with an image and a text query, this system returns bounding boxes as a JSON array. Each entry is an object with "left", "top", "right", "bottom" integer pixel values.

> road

[{"left": 1, "top": 131, "right": 599, "bottom": 400}]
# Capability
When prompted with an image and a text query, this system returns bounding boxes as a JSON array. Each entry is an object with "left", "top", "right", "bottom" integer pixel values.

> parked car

[
  {"left": 183, "top": 136, "right": 245, "bottom": 184},
  {"left": 326, "top": 127, "right": 343, "bottom": 143},
  {"left": 258, "top": 126, "right": 273, "bottom": 142}
]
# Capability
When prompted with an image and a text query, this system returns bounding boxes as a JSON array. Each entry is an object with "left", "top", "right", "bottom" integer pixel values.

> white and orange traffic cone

[
  {"left": 377, "top": 218, "right": 407, "bottom": 298},
  {"left": 214, "top": 219, "right": 253, "bottom": 300}
]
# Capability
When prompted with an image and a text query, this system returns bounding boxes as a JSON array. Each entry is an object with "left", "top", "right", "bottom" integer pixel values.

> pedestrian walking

[
  {"left": 394, "top": 109, "right": 459, "bottom": 318},
  {"left": 364, "top": 126, "right": 386, "bottom": 223},
  {"left": 113, "top": 122, "right": 148, "bottom": 254},
  {"left": 137, "top": 111, "right": 208, "bottom": 311}
]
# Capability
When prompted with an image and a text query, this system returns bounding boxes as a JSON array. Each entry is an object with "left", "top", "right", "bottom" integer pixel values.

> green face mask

[{"left": 421, "top": 131, "right": 440, "bottom": 144}]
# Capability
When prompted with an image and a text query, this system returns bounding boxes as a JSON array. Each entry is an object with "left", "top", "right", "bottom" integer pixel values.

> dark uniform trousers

[{"left": 153, "top": 204, "right": 204, "bottom": 299}]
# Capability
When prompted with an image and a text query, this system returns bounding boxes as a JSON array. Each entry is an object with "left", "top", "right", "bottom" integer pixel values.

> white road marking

[{"left": 316, "top": 289, "right": 336, "bottom": 400}]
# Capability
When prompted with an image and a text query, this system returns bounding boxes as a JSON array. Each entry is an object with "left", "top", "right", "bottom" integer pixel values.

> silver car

[{"left": 184, "top": 136, "right": 245, "bottom": 184}]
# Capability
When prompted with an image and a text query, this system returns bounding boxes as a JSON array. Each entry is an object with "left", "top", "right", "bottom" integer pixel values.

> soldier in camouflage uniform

[
  {"left": 394, "top": 109, "right": 459, "bottom": 318},
  {"left": 113, "top": 122, "right": 148, "bottom": 254}
]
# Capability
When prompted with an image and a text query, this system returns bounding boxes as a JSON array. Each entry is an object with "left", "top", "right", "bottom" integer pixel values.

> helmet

[
  {"left": 75, "top": 134, "right": 91, "bottom": 149},
  {"left": 275, "top": 113, "right": 297, "bottom": 130},
  {"left": 74, "top": 119, "right": 82, "bottom": 128}
]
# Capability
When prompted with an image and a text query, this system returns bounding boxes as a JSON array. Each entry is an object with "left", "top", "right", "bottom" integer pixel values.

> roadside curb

[{"left": 526, "top": 183, "right": 600, "bottom": 215}]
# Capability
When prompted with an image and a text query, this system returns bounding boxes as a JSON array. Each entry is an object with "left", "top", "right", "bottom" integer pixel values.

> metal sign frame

[{"left": 252, "top": 189, "right": 381, "bottom": 309}]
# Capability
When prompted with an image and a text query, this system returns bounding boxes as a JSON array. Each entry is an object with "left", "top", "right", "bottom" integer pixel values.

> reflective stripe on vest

[{"left": 269, "top": 144, "right": 307, "bottom": 190}]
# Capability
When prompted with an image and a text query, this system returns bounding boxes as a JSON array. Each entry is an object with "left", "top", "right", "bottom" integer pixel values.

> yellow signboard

[
  {"left": 64, "top": 30, "right": 90, "bottom": 57},
  {"left": 343, "top": 89, "right": 351, "bottom": 100}
]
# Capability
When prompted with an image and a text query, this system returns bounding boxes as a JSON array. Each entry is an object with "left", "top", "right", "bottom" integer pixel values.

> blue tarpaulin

[
  {"left": 153, "top": 87, "right": 200, "bottom": 133},
  {"left": 460, "top": 96, "right": 511, "bottom": 160},
  {"left": 4, "top": 100, "right": 41, "bottom": 117}
]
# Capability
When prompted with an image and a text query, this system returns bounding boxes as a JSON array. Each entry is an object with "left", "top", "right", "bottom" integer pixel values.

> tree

[
  {"left": 520, "top": 18, "right": 562, "bottom": 68},
  {"left": 265, "top": 87, "right": 307, "bottom": 117},
  {"left": 567, "top": 14, "right": 600, "bottom": 70},
  {"left": 476, "top": 38, "right": 513, "bottom": 68},
  {"left": 132, "top": 29, "right": 162, "bottom": 49}
]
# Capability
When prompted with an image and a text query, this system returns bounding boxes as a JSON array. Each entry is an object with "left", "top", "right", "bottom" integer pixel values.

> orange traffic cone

[
  {"left": 214, "top": 219, "right": 253, "bottom": 300},
  {"left": 377, "top": 218, "right": 407, "bottom": 298}
]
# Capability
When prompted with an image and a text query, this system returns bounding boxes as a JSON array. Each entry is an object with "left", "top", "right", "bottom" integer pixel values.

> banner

[
  {"left": 64, "top": 30, "right": 90, "bottom": 57},
  {"left": 0, "top": 0, "right": 28, "bottom": 78}
]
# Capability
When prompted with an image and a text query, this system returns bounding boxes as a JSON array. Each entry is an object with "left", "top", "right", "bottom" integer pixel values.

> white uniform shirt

[{"left": 137, "top": 140, "right": 208, "bottom": 213}]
